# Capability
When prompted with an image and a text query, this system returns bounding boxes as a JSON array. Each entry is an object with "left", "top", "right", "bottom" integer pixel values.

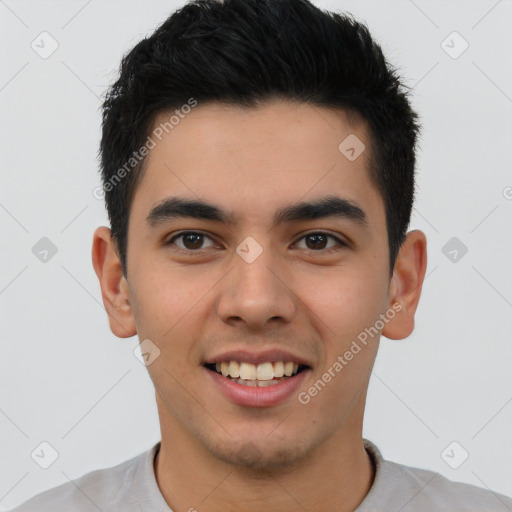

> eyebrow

[{"left": 146, "top": 195, "right": 369, "bottom": 229}]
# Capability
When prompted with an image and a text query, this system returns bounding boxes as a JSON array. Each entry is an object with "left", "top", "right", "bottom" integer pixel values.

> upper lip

[{"left": 203, "top": 349, "right": 312, "bottom": 367}]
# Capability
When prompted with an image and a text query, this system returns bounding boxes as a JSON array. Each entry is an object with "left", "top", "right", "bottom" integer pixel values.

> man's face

[{"left": 125, "top": 101, "right": 392, "bottom": 469}]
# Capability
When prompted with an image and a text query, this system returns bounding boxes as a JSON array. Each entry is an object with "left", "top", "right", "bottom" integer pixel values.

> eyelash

[{"left": 165, "top": 230, "right": 347, "bottom": 255}]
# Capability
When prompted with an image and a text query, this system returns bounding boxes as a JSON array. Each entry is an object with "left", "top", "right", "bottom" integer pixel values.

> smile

[
  {"left": 203, "top": 360, "right": 311, "bottom": 407},
  {"left": 204, "top": 360, "right": 309, "bottom": 387}
]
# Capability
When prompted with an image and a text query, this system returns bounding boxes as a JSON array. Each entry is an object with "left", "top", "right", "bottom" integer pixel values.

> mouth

[
  {"left": 203, "top": 361, "right": 311, "bottom": 388},
  {"left": 202, "top": 349, "right": 313, "bottom": 406},
  {"left": 204, "top": 360, "right": 312, "bottom": 407}
]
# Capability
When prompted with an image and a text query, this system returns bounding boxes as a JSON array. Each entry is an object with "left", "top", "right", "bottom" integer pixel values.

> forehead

[{"left": 131, "top": 100, "right": 384, "bottom": 230}]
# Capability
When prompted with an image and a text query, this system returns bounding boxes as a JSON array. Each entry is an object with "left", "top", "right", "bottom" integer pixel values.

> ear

[
  {"left": 91, "top": 226, "right": 137, "bottom": 338},
  {"left": 381, "top": 230, "right": 427, "bottom": 340}
]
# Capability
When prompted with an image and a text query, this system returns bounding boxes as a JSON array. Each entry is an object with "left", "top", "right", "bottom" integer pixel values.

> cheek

[
  {"left": 297, "top": 265, "right": 386, "bottom": 343},
  {"left": 128, "top": 261, "right": 214, "bottom": 375},
  {"left": 128, "top": 261, "right": 189, "bottom": 338}
]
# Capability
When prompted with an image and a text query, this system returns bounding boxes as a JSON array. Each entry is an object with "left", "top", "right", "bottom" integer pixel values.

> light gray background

[{"left": 1, "top": 0, "right": 511, "bottom": 509}]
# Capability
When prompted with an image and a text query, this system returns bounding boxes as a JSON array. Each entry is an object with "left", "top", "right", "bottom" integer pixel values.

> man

[{"left": 10, "top": 0, "right": 512, "bottom": 510}]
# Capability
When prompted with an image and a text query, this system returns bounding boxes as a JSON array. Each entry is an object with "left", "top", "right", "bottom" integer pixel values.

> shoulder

[
  {"left": 389, "top": 459, "right": 512, "bottom": 510},
  {"left": 7, "top": 448, "right": 147, "bottom": 512},
  {"left": 360, "top": 439, "right": 512, "bottom": 511}
]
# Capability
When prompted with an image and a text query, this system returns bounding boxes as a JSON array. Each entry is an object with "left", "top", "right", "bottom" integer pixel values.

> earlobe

[
  {"left": 91, "top": 226, "right": 137, "bottom": 338},
  {"left": 381, "top": 230, "right": 427, "bottom": 340}
]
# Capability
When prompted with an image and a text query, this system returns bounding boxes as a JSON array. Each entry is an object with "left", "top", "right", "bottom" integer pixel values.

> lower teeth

[{"left": 232, "top": 377, "right": 290, "bottom": 387}]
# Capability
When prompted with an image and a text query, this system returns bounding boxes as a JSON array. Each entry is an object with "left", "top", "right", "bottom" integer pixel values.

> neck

[{"left": 154, "top": 404, "right": 375, "bottom": 512}]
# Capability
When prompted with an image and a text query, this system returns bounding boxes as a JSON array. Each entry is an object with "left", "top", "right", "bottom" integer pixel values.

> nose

[{"left": 216, "top": 245, "right": 296, "bottom": 330}]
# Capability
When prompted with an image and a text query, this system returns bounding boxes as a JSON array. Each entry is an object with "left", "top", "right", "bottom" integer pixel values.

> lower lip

[{"left": 204, "top": 367, "right": 310, "bottom": 407}]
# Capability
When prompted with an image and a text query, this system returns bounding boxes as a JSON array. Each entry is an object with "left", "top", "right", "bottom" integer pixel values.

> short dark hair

[{"left": 99, "top": 0, "right": 420, "bottom": 277}]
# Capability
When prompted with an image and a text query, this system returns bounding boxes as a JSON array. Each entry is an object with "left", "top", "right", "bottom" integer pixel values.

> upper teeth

[{"left": 215, "top": 361, "right": 300, "bottom": 380}]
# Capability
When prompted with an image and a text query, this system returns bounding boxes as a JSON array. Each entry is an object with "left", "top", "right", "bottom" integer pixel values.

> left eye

[
  {"left": 166, "top": 231, "right": 346, "bottom": 253},
  {"left": 294, "top": 232, "right": 346, "bottom": 251}
]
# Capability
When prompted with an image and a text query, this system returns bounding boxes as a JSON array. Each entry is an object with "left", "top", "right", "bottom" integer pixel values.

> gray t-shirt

[{"left": 8, "top": 439, "right": 512, "bottom": 511}]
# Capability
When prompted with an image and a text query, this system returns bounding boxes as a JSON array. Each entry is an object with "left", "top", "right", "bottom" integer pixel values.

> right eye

[{"left": 165, "top": 231, "right": 218, "bottom": 252}]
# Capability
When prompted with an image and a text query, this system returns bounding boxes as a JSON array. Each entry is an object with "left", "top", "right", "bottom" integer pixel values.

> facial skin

[{"left": 92, "top": 100, "right": 427, "bottom": 512}]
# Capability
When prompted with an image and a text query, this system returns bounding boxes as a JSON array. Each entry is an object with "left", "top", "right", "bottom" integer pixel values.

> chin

[{"left": 206, "top": 434, "right": 314, "bottom": 472}]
